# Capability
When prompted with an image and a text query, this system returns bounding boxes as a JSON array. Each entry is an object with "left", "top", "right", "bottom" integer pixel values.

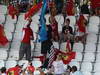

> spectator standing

[
  {"left": 41, "top": 24, "right": 53, "bottom": 60},
  {"left": 19, "top": 17, "right": 34, "bottom": 61}
]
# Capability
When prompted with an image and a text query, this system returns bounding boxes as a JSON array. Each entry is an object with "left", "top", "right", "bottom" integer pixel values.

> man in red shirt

[{"left": 19, "top": 18, "right": 34, "bottom": 61}]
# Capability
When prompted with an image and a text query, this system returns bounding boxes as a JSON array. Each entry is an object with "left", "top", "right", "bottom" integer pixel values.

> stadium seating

[
  {"left": 73, "top": 42, "right": 84, "bottom": 52},
  {"left": 83, "top": 52, "right": 95, "bottom": 62},
  {"left": 96, "top": 53, "right": 100, "bottom": 62},
  {"left": 0, "top": 3, "right": 100, "bottom": 75},
  {"left": 6, "top": 60, "right": 17, "bottom": 69},
  {"left": 94, "top": 63, "right": 100, "bottom": 72},
  {"left": 81, "top": 62, "right": 92, "bottom": 72},
  {"left": 0, "top": 60, "right": 5, "bottom": 69},
  {"left": 85, "top": 43, "right": 96, "bottom": 52},
  {"left": 86, "top": 33, "right": 97, "bottom": 43}
]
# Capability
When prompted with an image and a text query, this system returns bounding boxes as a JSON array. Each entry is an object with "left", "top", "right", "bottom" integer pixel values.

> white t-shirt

[
  {"left": 52, "top": 60, "right": 65, "bottom": 74},
  {"left": 70, "top": 71, "right": 83, "bottom": 75},
  {"left": 1, "top": 73, "right": 6, "bottom": 75}
]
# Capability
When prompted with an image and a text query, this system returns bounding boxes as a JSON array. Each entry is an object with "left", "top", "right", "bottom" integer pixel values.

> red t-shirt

[
  {"left": 77, "top": 15, "right": 86, "bottom": 33},
  {"left": 7, "top": 66, "right": 21, "bottom": 75},
  {"left": 22, "top": 27, "right": 33, "bottom": 44}
]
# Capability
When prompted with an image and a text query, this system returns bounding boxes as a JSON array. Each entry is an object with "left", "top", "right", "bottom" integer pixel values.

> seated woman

[
  {"left": 75, "top": 15, "right": 88, "bottom": 44},
  {"left": 49, "top": 16, "right": 59, "bottom": 42}
]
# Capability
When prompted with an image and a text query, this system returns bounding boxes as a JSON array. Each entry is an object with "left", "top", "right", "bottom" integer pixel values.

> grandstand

[{"left": 0, "top": 0, "right": 100, "bottom": 75}]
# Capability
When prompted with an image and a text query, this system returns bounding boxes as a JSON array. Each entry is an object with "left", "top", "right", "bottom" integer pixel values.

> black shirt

[{"left": 62, "top": 25, "right": 73, "bottom": 35}]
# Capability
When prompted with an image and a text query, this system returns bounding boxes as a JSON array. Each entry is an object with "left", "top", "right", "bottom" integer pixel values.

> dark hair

[
  {"left": 0, "top": 67, "right": 6, "bottom": 73},
  {"left": 71, "top": 66, "right": 77, "bottom": 72},
  {"left": 66, "top": 18, "right": 70, "bottom": 22}
]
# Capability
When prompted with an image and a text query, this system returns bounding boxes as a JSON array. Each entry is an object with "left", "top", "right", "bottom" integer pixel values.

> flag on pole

[
  {"left": 24, "top": 2, "right": 42, "bottom": 20},
  {"left": 39, "top": 0, "right": 47, "bottom": 42}
]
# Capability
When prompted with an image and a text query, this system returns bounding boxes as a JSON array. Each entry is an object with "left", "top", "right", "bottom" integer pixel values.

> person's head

[
  {"left": 65, "top": 18, "right": 70, "bottom": 26},
  {"left": 71, "top": 66, "right": 77, "bottom": 73},
  {"left": 0, "top": 67, "right": 6, "bottom": 73}
]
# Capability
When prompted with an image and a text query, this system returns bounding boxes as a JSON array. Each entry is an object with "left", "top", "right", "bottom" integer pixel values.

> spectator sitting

[
  {"left": 75, "top": 15, "right": 87, "bottom": 44},
  {"left": 19, "top": 17, "right": 34, "bottom": 61},
  {"left": 70, "top": 66, "right": 83, "bottom": 75},
  {"left": 49, "top": 16, "right": 59, "bottom": 42},
  {"left": 60, "top": 18, "right": 74, "bottom": 50}
]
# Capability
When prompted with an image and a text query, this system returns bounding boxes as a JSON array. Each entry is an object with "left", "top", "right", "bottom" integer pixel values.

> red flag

[
  {"left": 42, "top": 46, "right": 76, "bottom": 67},
  {"left": 8, "top": 4, "right": 18, "bottom": 19},
  {"left": 48, "top": 47, "right": 76, "bottom": 66},
  {"left": 55, "top": 49, "right": 76, "bottom": 64},
  {"left": 77, "top": 15, "right": 86, "bottom": 33},
  {"left": 25, "top": 2, "right": 42, "bottom": 20},
  {"left": 0, "top": 25, "right": 9, "bottom": 46},
  {"left": 66, "top": 40, "right": 71, "bottom": 52},
  {"left": 61, "top": 52, "right": 76, "bottom": 64}
]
